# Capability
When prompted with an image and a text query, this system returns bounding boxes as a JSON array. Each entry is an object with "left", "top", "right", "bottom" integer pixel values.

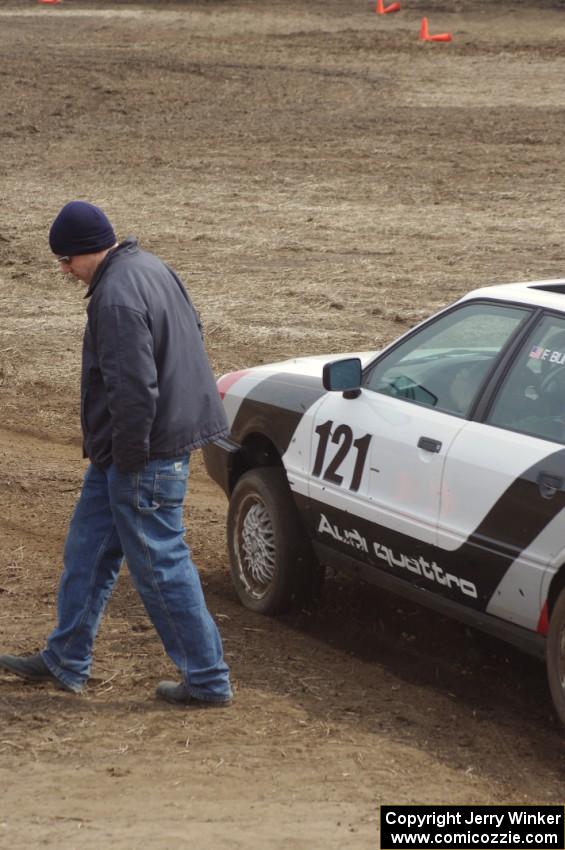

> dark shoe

[
  {"left": 0, "top": 653, "right": 70, "bottom": 690},
  {"left": 155, "top": 681, "right": 232, "bottom": 707}
]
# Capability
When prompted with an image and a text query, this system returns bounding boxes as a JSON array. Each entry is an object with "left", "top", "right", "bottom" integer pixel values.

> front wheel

[
  {"left": 546, "top": 589, "right": 565, "bottom": 727},
  {"left": 227, "top": 467, "right": 322, "bottom": 615}
]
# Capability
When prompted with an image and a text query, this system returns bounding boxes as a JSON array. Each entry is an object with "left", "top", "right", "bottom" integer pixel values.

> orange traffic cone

[
  {"left": 429, "top": 31, "right": 452, "bottom": 42},
  {"left": 376, "top": 0, "right": 401, "bottom": 13},
  {"left": 419, "top": 16, "right": 452, "bottom": 42}
]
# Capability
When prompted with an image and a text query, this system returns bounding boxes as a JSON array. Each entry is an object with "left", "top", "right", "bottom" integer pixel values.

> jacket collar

[{"left": 84, "top": 237, "right": 139, "bottom": 298}]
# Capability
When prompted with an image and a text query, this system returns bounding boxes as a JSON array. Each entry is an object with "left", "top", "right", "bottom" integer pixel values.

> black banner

[{"left": 381, "top": 805, "right": 565, "bottom": 849}]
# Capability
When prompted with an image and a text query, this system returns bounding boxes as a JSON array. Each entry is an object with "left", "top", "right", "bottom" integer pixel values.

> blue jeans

[{"left": 42, "top": 457, "right": 232, "bottom": 702}]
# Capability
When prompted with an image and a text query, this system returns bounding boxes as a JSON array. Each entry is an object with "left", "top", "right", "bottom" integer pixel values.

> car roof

[{"left": 459, "top": 279, "right": 565, "bottom": 311}]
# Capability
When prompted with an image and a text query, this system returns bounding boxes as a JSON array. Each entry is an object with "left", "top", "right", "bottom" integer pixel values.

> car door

[
  {"left": 306, "top": 300, "right": 532, "bottom": 591},
  {"left": 438, "top": 311, "right": 565, "bottom": 629}
]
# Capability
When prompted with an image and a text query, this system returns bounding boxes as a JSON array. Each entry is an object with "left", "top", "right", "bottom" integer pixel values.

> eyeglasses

[{"left": 56, "top": 255, "right": 71, "bottom": 264}]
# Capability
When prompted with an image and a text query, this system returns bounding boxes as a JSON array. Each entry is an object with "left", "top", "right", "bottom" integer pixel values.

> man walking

[{"left": 0, "top": 201, "right": 233, "bottom": 706}]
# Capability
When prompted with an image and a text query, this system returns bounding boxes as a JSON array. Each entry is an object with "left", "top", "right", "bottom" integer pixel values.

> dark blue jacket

[{"left": 81, "top": 238, "right": 229, "bottom": 472}]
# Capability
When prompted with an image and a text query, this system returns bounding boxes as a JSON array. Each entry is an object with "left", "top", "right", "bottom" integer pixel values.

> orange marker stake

[
  {"left": 419, "top": 17, "right": 430, "bottom": 39},
  {"left": 419, "top": 16, "right": 452, "bottom": 42},
  {"left": 376, "top": 0, "right": 401, "bottom": 14}
]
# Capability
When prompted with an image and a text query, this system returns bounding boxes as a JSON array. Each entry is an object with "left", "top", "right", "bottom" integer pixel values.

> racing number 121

[{"left": 312, "top": 420, "right": 371, "bottom": 492}]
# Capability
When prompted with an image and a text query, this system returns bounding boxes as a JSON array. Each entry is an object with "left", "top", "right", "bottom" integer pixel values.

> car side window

[
  {"left": 488, "top": 315, "right": 565, "bottom": 444},
  {"left": 363, "top": 302, "right": 529, "bottom": 417}
]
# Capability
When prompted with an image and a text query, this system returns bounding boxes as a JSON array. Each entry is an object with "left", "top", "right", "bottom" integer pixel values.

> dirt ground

[{"left": 1, "top": 0, "right": 565, "bottom": 846}]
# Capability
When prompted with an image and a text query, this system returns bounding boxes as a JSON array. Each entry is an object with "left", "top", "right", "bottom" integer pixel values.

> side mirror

[{"left": 322, "top": 357, "right": 362, "bottom": 398}]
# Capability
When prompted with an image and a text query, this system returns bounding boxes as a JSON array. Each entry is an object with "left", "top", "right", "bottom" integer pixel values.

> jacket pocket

[{"left": 81, "top": 389, "right": 89, "bottom": 435}]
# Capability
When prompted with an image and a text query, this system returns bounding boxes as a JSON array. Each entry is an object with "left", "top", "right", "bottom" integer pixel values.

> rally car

[{"left": 203, "top": 279, "right": 565, "bottom": 726}]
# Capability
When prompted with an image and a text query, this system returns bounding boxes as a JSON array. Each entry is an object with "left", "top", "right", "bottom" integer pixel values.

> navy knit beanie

[{"left": 49, "top": 201, "right": 116, "bottom": 256}]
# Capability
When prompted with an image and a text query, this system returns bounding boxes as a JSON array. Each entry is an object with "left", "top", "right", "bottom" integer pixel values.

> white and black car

[{"left": 203, "top": 279, "right": 565, "bottom": 725}]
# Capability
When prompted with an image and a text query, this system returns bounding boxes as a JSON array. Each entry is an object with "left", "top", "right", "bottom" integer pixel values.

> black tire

[
  {"left": 227, "top": 467, "right": 323, "bottom": 615},
  {"left": 547, "top": 588, "right": 565, "bottom": 727}
]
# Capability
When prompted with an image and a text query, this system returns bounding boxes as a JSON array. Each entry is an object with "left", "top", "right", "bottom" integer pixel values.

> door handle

[
  {"left": 417, "top": 436, "right": 442, "bottom": 454},
  {"left": 537, "top": 472, "right": 563, "bottom": 500}
]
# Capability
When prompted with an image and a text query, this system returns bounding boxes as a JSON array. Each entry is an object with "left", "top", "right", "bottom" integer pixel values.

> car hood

[{"left": 241, "top": 350, "right": 378, "bottom": 378}]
